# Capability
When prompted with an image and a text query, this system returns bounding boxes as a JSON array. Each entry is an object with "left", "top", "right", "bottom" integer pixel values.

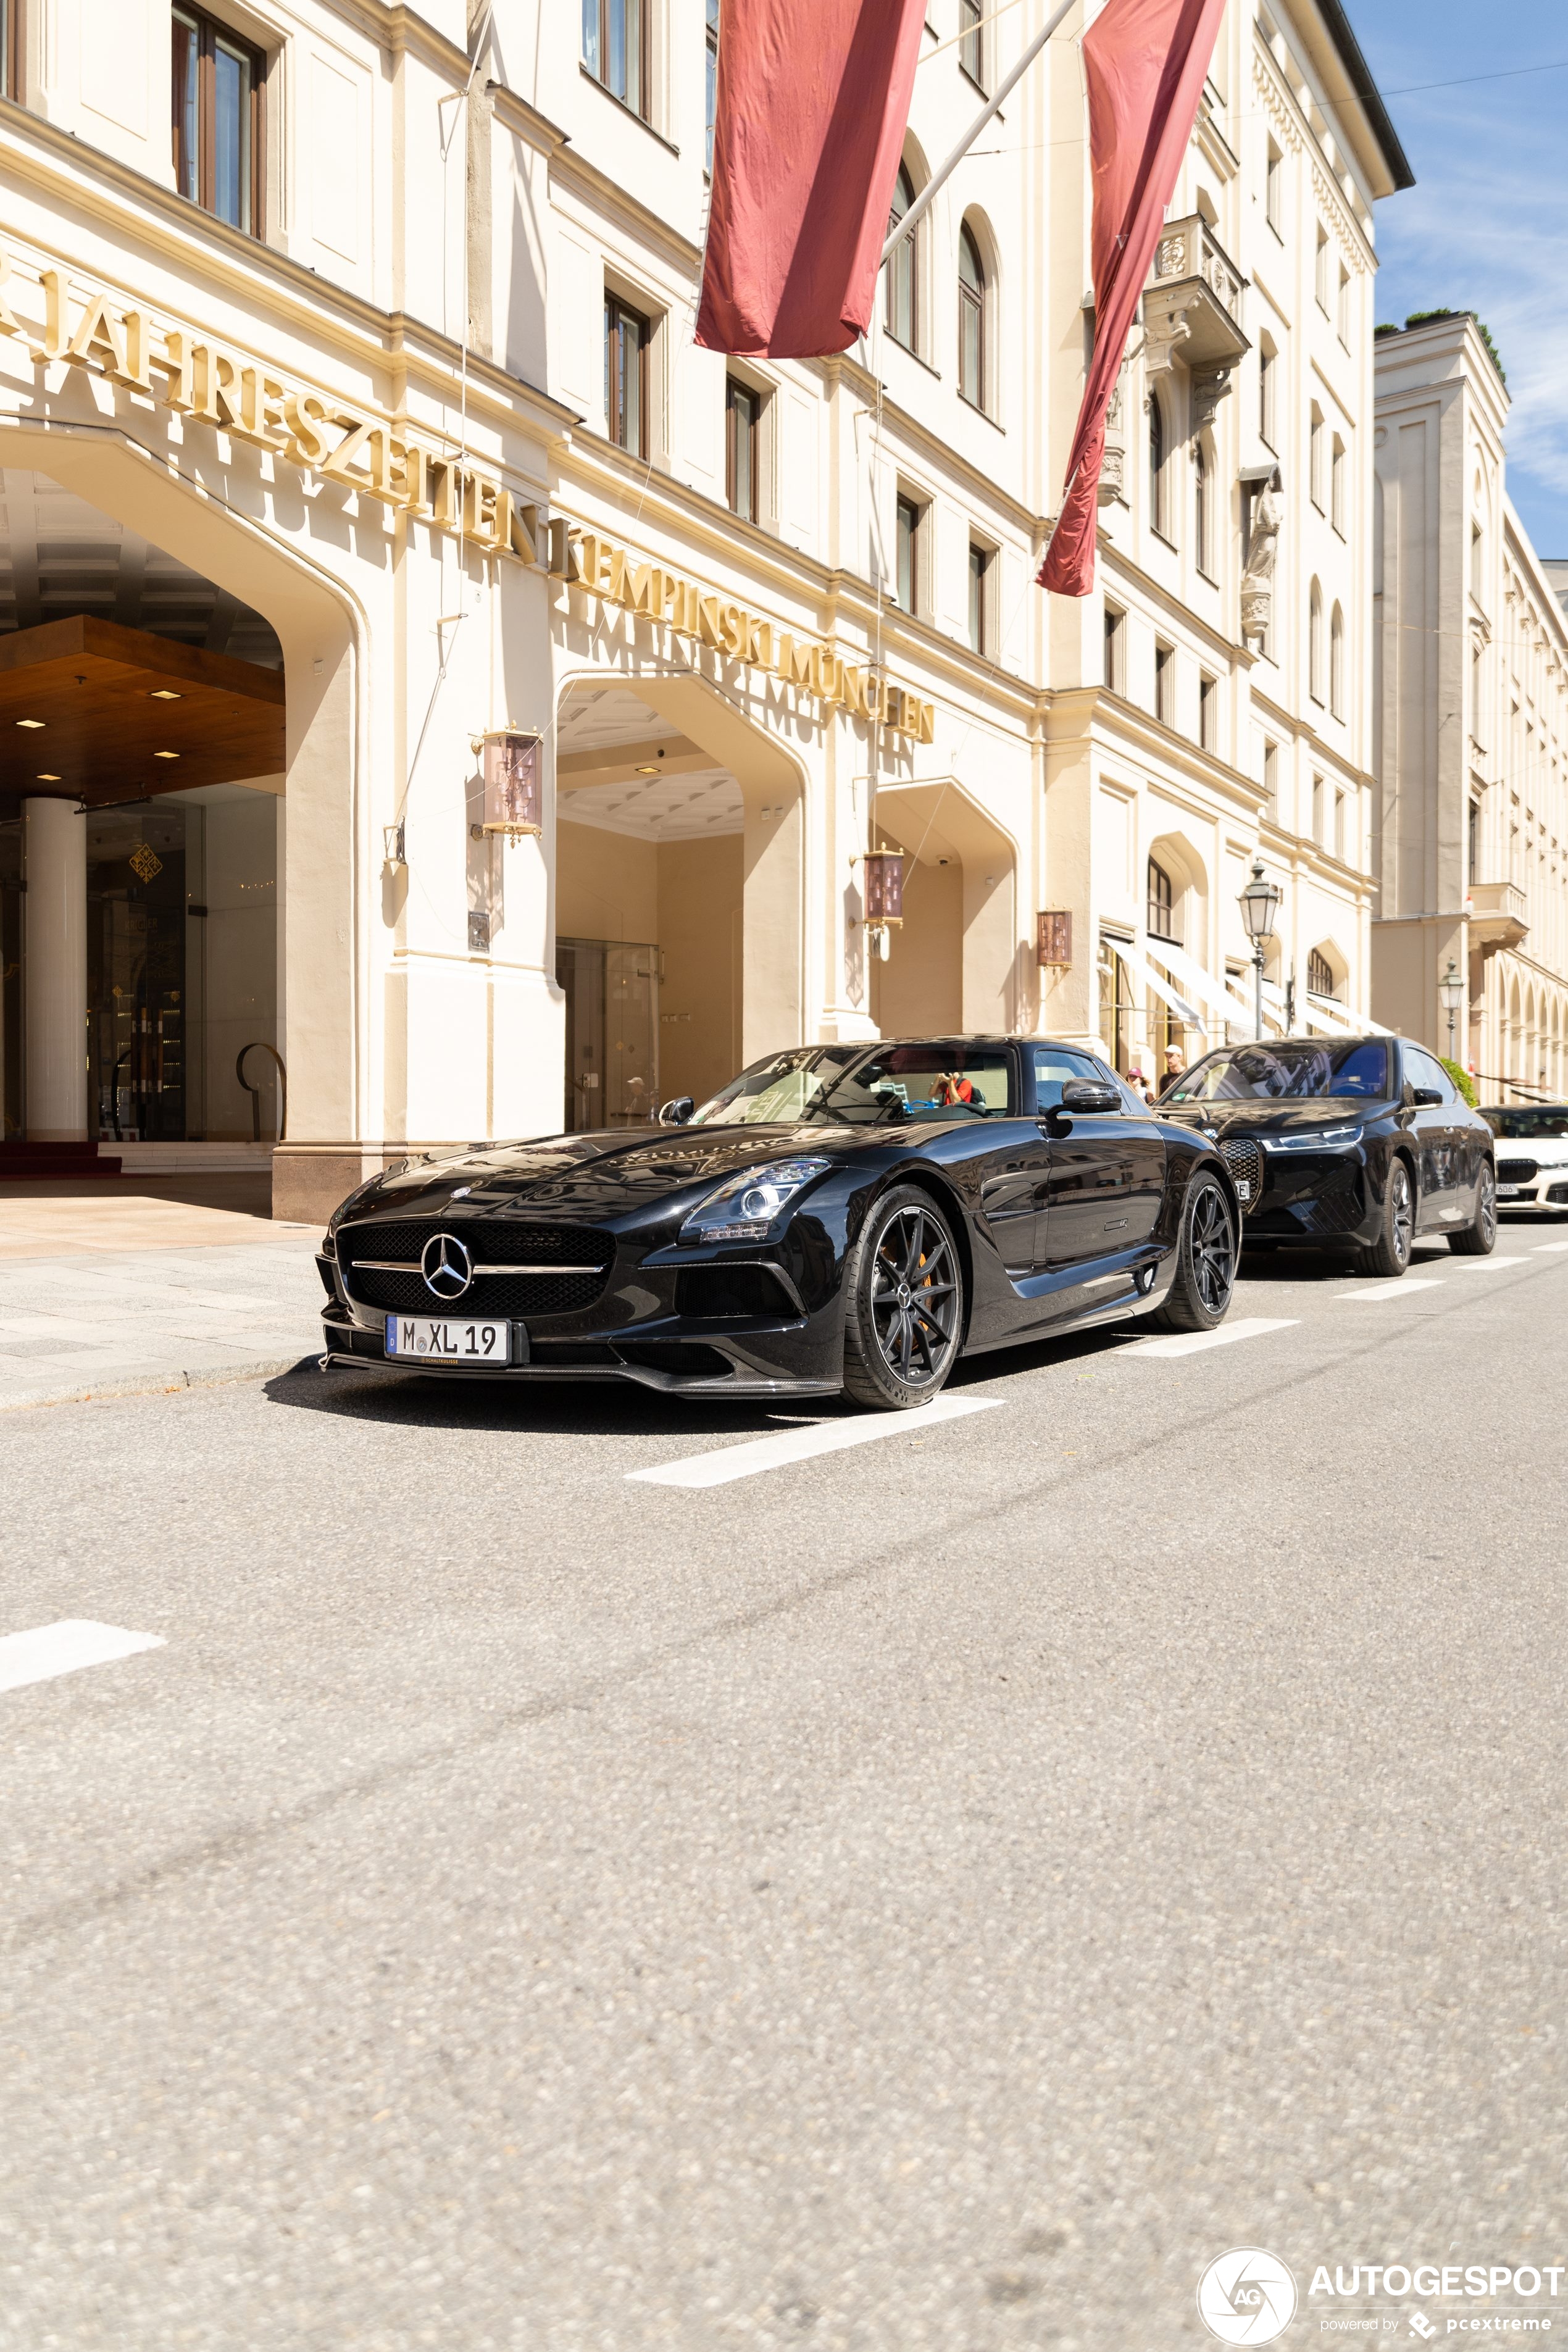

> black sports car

[
  {"left": 1157, "top": 1033, "right": 1496, "bottom": 1274},
  {"left": 316, "top": 1036, "right": 1240, "bottom": 1409}
]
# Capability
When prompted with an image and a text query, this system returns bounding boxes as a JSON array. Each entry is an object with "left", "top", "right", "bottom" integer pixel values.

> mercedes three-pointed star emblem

[{"left": 420, "top": 1231, "right": 473, "bottom": 1301}]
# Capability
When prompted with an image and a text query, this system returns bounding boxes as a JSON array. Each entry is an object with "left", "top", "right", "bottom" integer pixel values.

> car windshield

[
  {"left": 1167, "top": 1040, "right": 1391, "bottom": 1103},
  {"left": 691, "top": 1043, "right": 1014, "bottom": 1127},
  {"left": 1481, "top": 1106, "right": 1568, "bottom": 1139}
]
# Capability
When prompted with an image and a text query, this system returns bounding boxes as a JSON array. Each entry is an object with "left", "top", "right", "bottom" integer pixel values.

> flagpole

[{"left": 880, "top": 0, "right": 1078, "bottom": 269}]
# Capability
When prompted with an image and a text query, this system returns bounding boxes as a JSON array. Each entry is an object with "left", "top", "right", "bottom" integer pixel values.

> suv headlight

[
  {"left": 680, "top": 1157, "right": 830, "bottom": 1243},
  {"left": 1264, "top": 1125, "right": 1361, "bottom": 1152}
]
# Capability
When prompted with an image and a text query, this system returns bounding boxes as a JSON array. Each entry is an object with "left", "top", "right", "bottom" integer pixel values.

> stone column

[{"left": 23, "top": 798, "right": 88, "bottom": 1141}]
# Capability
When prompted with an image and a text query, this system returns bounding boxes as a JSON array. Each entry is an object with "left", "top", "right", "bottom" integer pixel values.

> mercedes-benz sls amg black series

[
  {"left": 1157, "top": 1033, "right": 1497, "bottom": 1275},
  {"left": 316, "top": 1036, "right": 1240, "bottom": 1409}
]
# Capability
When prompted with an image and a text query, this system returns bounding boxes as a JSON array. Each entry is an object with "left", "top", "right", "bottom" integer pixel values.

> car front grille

[
  {"left": 1221, "top": 1137, "right": 1263, "bottom": 1209},
  {"left": 1291, "top": 1173, "right": 1364, "bottom": 1237},
  {"left": 1497, "top": 1159, "right": 1539, "bottom": 1185},
  {"left": 339, "top": 1219, "right": 614, "bottom": 1319}
]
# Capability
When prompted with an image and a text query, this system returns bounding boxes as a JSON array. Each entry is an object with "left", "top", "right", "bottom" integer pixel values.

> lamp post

[
  {"left": 1238, "top": 858, "right": 1282, "bottom": 1041},
  {"left": 1440, "top": 956, "right": 1464, "bottom": 1062}
]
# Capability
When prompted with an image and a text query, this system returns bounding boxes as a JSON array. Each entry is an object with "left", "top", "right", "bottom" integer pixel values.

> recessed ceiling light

[
  {"left": 153, "top": 750, "right": 180, "bottom": 760},
  {"left": 149, "top": 689, "right": 182, "bottom": 701},
  {"left": 15, "top": 718, "right": 44, "bottom": 729},
  {"left": 635, "top": 764, "right": 660, "bottom": 775},
  {"left": 36, "top": 772, "right": 61, "bottom": 782}
]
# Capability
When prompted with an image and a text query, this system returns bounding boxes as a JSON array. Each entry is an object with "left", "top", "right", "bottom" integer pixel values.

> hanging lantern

[
  {"left": 477, "top": 728, "right": 543, "bottom": 840},
  {"left": 862, "top": 847, "right": 905, "bottom": 930}
]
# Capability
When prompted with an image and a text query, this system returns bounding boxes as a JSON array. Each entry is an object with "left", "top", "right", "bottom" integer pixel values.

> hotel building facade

[{"left": 0, "top": 0, "right": 1409, "bottom": 1220}]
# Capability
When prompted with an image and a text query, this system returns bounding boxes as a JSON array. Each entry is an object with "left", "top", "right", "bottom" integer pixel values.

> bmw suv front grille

[
  {"left": 1220, "top": 1137, "right": 1263, "bottom": 1210},
  {"left": 1497, "top": 1158, "right": 1539, "bottom": 1185},
  {"left": 338, "top": 1220, "right": 614, "bottom": 1320}
]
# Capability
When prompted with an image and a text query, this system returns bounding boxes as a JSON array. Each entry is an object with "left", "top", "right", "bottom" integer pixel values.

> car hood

[
  {"left": 1491, "top": 1135, "right": 1568, "bottom": 1163},
  {"left": 1160, "top": 1100, "right": 1384, "bottom": 1138},
  {"left": 335, "top": 1124, "right": 877, "bottom": 1224}
]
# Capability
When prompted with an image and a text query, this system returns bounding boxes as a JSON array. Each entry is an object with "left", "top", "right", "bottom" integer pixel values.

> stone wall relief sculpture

[{"left": 1240, "top": 469, "right": 1283, "bottom": 642}]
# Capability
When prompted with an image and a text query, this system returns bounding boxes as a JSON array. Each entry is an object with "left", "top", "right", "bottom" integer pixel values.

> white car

[{"left": 1480, "top": 1106, "right": 1568, "bottom": 1216}]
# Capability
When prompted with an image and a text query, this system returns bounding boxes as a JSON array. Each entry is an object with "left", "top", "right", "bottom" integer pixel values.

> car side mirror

[
  {"left": 1057, "top": 1078, "right": 1122, "bottom": 1116},
  {"left": 1411, "top": 1086, "right": 1443, "bottom": 1107},
  {"left": 657, "top": 1096, "right": 695, "bottom": 1127}
]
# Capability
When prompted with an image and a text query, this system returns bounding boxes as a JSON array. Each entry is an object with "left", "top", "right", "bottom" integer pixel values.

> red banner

[
  {"left": 696, "top": 0, "right": 927, "bottom": 361},
  {"left": 1040, "top": 0, "right": 1227, "bottom": 596}
]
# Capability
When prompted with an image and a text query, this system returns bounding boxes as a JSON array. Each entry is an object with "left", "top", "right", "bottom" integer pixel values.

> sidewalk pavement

[{"left": 0, "top": 1179, "right": 328, "bottom": 1412}]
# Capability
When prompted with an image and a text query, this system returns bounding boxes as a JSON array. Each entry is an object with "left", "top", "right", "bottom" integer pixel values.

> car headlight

[
  {"left": 1264, "top": 1125, "right": 1362, "bottom": 1152},
  {"left": 680, "top": 1157, "right": 830, "bottom": 1243}
]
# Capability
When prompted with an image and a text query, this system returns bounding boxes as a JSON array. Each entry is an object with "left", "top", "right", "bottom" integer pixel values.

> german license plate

[
  {"left": 386, "top": 1316, "right": 513, "bottom": 1364},
  {"left": 1497, "top": 1186, "right": 1525, "bottom": 1199}
]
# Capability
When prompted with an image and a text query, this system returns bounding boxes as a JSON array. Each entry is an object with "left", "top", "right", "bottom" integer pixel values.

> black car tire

[
  {"left": 1148, "top": 1171, "right": 1236, "bottom": 1333},
  {"left": 1448, "top": 1162, "right": 1498, "bottom": 1256},
  {"left": 1358, "top": 1156, "right": 1415, "bottom": 1277},
  {"left": 841, "top": 1185, "right": 965, "bottom": 1409}
]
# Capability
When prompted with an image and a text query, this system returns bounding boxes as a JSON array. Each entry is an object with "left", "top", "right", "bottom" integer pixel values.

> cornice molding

[
  {"left": 548, "top": 148, "right": 703, "bottom": 278},
  {"left": 488, "top": 83, "right": 571, "bottom": 158},
  {"left": 328, "top": 1, "right": 467, "bottom": 78}
]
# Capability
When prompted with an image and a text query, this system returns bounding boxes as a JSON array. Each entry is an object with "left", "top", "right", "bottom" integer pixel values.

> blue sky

[{"left": 1351, "top": 0, "right": 1568, "bottom": 557}]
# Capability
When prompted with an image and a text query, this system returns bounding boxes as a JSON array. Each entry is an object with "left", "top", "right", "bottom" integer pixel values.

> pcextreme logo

[{"left": 1198, "top": 2250, "right": 1301, "bottom": 2345}]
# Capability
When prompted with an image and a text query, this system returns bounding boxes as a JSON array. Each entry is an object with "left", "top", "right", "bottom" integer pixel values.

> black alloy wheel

[
  {"left": 842, "top": 1185, "right": 964, "bottom": 1409},
  {"left": 1149, "top": 1173, "right": 1236, "bottom": 1333},
  {"left": 1448, "top": 1162, "right": 1498, "bottom": 1256},
  {"left": 1358, "top": 1156, "right": 1414, "bottom": 1277}
]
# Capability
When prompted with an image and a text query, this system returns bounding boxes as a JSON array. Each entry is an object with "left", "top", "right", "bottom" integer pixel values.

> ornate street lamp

[
  {"left": 1238, "top": 857, "right": 1282, "bottom": 1041},
  {"left": 1440, "top": 956, "right": 1464, "bottom": 1060}
]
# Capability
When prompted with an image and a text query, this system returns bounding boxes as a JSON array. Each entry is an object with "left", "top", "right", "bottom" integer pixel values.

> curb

[{"left": 0, "top": 1348, "right": 324, "bottom": 1415}]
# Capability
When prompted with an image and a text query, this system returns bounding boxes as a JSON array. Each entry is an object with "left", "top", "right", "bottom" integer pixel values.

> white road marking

[
  {"left": 1337, "top": 1278, "right": 1444, "bottom": 1301},
  {"left": 0, "top": 1619, "right": 165, "bottom": 1695},
  {"left": 1122, "top": 1316, "right": 1299, "bottom": 1359},
  {"left": 1449, "top": 1256, "right": 1527, "bottom": 1270},
  {"left": 628, "top": 1394, "right": 1003, "bottom": 1488},
  {"left": 1531, "top": 1242, "right": 1568, "bottom": 1253}
]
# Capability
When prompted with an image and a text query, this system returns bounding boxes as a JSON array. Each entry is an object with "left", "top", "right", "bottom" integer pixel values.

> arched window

[
  {"left": 1149, "top": 394, "right": 1168, "bottom": 538},
  {"left": 1307, "top": 948, "right": 1336, "bottom": 999},
  {"left": 885, "top": 162, "right": 918, "bottom": 351},
  {"left": 1148, "top": 857, "right": 1177, "bottom": 941},
  {"left": 1309, "top": 579, "right": 1324, "bottom": 701},
  {"left": 1193, "top": 439, "right": 1209, "bottom": 574},
  {"left": 958, "top": 222, "right": 986, "bottom": 409},
  {"left": 1330, "top": 602, "right": 1345, "bottom": 717}
]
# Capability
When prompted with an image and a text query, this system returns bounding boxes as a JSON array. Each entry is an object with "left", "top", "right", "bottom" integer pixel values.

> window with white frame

[
  {"left": 583, "top": 0, "right": 649, "bottom": 121},
  {"left": 958, "top": 220, "right": 990, "bottom": 411},
  {"left": 885, "top": 161, "right": 920, "bottom": 352},
  {"left": 960, "top": 0, "right": 986, "bottom": 91}
]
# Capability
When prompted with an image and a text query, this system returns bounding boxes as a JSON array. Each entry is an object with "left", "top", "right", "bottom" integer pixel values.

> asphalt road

[{"left": 4, "top": 1226, "right": 1567, "bottom": 2351}]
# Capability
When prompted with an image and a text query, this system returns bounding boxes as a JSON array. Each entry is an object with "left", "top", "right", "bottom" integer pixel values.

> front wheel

[
  {"left": 841, "top": 1185, "right": 964, "bottom": 1409},
  {"left": 1448, "top": 1163, "right": 1497, "bottom": 1256},
  {"left": 1357, "top": 1156, "right": 1415, "bottom": 1277},
  {"left": 1148, "top": 1172, "right": 1236, "bottom": 1333}
]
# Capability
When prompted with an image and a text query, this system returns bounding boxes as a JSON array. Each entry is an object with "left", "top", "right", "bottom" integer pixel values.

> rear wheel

[
  {"left": 1357, "top": 1156, "right": 1414, "bottom": 1277},
  {"left": 1149, "top": 1172, "right": 1236, "bottom": 1333},
  {"left": 841, "top": 1186, "right": 964, "bottom": 1409},
  {"left": 1448, "top": 1162, "right": 1497, "bottom": 1256}
]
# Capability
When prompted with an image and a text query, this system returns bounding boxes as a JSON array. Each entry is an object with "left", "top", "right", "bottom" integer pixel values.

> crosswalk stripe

[
  {"left": 1121, "top": 1316, "right": 1298, "bottom": 1359},
  {"left": 0, "top": 1620, "right": 165, "bottom": 1695},
  {"left": 628, "top": 1393, "right": 1003, "bottom": 1488},
  {"left": 1337, "top": 1278, "right": 1444, "bottom": 1301}
]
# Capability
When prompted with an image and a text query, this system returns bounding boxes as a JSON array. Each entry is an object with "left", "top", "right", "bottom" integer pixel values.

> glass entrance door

[
  {"left": 556, "top": 936, "right": 659, "bottom": 1132},
  {"left": 87, "top": 809, "right": 190, "bottom": 1142}
]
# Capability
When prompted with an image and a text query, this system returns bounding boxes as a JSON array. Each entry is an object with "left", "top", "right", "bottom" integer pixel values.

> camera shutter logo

[
  {"left": 1197, "top": 2250, "right": 1298, "bottom": 2345},
  {"left": 420, "top": 1233, "right": 473, "bottom": 1301}
]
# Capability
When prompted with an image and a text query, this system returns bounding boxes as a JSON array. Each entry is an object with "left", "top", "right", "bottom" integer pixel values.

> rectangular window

[
  {"left": 705, "top": 0, "right": 718, "bottom": 172},
  {"left": 895, "top": 494, "right": 922, "bottom": 615},
  {"left": 604, "top": 294, "right": 650, "bottom": 456},
  {"left": 1337, "top": 264, "right": 1351, "bottom": 347},
  {"left": 1266, "top": 141, "right": 1283, "bottom": 235},
  {"left": 1154, "top": 641, "right": 1175, "bottom": 727},
  {"left": 960, "top": 0, "right": 986, "bottom": 91},
  {"left": 583, "top": 0, "right": 647, "bottom": 121},
  {"left": 1262, "top": 738, "right": 1278, "bottom": 815},
  {"left": 1469, "top": 797, "right": 1480, "bottom": 883},
  {"left": 1199, "top": 672, "right": 1217, "bottom": 751},
  {"left": 1315, "top": 226, "right": 1330, "bottom": 313},
  {"left": 1104, "top": 605, "right": 1125, "bottom": 694},
  {"left": 1331, "top": 435, "right": 1346, "bottom": 534},
  {"left": 725, "top": 377, "right": 760, "bottom": 522},
  {"left": 967, "top": 540, "right": 993, "bottom": 657},
  {"left": 172, "top": 6, "right": 264, "bottom": 235}
]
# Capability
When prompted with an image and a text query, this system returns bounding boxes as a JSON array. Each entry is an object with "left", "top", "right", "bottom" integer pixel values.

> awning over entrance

[{"left": 0, "top": 616, "right": 285, "bottom": 807}]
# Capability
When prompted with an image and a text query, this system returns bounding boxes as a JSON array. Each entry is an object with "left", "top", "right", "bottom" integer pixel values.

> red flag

[
  {"left": 1040, "top": 0, "right": 1227, "bottom": 596},
  {"left": 696, "top": 0, "right": 927, "bottom": 361}
]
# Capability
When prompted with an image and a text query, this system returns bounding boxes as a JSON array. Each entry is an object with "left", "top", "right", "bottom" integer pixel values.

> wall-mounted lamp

[
  {"left": 471, "top": 726, "right": 544, "bottom": 844},
  {"left": 383, "top": 822, "right": 406, "bottom": 867},
  {"left": 853, "top": 846, "right": 906, "bottom": 960}
]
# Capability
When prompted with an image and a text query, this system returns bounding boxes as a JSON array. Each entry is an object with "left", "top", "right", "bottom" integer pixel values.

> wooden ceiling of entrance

[{"left": 0, "top": 616, "right": 285, "bottom": 807}]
